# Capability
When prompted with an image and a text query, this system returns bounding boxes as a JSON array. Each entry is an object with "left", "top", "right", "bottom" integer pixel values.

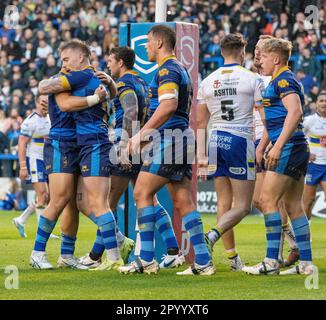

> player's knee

[
  {"left": 259, "top": 193, "right": 278, "bottom": 212},
  {"left": 133, "top": 186, "right": 152, "bottom": 205},
  {"left": 173, "top": 195, "right": 194, "bottom": 215}
]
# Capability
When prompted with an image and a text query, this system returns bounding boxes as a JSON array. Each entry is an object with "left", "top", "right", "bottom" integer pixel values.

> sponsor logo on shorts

[
  {"left": 229, "top": 167, "right": 246, "bottom": 175},
  {"left": 82, "top": 165, "right": 89, "bottom": 172}
]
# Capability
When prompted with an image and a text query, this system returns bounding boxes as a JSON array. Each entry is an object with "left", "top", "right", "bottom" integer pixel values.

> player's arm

[
  {"left": 196, "top": 103, "right": 210, "bottom": 177},
  {"left": 96, "top": 71, "right": 117, "bottom": 99},
  {"left": 18, "top": 134, "right": 31, "bottom": 181},
  {"left": 38, "top": 77, "right": 69, "bottom": 95},
  {"left": 55, "top": 86, "right": 108, "bottom": 112},
  {"left": 120, "top": 89, "right": 138, "bottom": 143}
]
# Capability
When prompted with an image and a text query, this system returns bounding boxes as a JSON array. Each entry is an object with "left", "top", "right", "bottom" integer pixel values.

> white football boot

[
  {"left": 57, "top": 256, "right": 89, "bottom": 270},
  {"left": 242, "top": 260, "right": 280, "bottom": 275},
  {"left": 229, "top": 254, "right": 244, "bottom": 272},
  {"left": 30, "top": 251, "right": 53, "bottom": 270},
  {"left": 159, "top": 251, "right": 185, "bottom": 269},
  {"left": 79, "top": 253, "right": 101, "bottom": 268},
  {"left": 176, "top": 261, "right": 216, "bottom": 276},
  {"left": 119, "top": 258, "right": 159, "bottom": 274},
  {"left": 280, "top": 263, "right": 316, "bottom": 276}
]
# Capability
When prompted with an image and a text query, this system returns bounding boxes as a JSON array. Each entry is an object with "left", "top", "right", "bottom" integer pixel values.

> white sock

[
  {"left": 283, "top": 223, "right": 298, "bottom": 250},
  {"left": 17, "top": 203, "right": 35, "bottom": 224},
  {"left": 106, "top": 248, "right": 120, "bottom": 261},
  {"left": 35, "top": 205, "right": 46, "bottom": 222},
  {"left": 61, "top": 254, "right": 73, "bottom": 259}
]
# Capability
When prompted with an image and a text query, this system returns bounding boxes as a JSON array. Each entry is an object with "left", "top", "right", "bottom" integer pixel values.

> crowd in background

[{"left": 0, "top": 0, "right": 325, "bottom": 177}]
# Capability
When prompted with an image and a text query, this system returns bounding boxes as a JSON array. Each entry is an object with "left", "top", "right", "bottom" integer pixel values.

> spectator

[
  {"left": 296, "top": 70, "right": 316, "bottom": 96},
  {"left": 294, "top": 48, "right": 322, "bottom": 83},
  {"left": 43, "top": 55, "right": 59, "bottom": 79},
  {"left": 36, "top": 39, "right": 53, "bottom": 60}
]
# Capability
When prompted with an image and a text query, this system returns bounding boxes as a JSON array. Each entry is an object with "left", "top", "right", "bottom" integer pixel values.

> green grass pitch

[{"left": 0, "top": 211, "right": 325, "bottom": 300}]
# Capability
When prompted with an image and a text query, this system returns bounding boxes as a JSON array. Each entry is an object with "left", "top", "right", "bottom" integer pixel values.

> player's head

[
  {"left": 220, "top": 33, "right": 247, "bottom": 65},
  {"left": 107, "top": 46, "right": 135, "bottom": 78},
  {"left": 254, "top": 35, "right": 273, "bottom": 70},
  {"left": 59, "top": 40, "right": 91, "bottom": 71},
  {"left": 316, "top": 90, "right": 326, "bottom": 116},
  {"left": 146, "top": 25, "right": 176, "bottom": 62},
  {"left": 260, "top": 38, "right": 292, "bottom": 76},
  {"left": 35, "top": 92, "right": 48, "bottom": 116}
]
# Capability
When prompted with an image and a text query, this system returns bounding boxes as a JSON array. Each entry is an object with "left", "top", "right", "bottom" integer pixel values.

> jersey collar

[
  {"left": 220, "top": 63, "right": 240, "bottom": 67},
  {"left": 158, "top": 55, "right": 177, "bottom": 67},
  {"left": 122, "top": 70, "right": 138, "bottom": 76},
  {"left": 272, "top": 66, "right": 290, "bottom": 80}
]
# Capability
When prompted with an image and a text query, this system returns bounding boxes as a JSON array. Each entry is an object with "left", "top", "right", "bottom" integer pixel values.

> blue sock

[
  {"left": 291, "top": 215, "right": 312, "bottom": 262},
  {"left": 96, "top": 212, "right": 118, "bottom": 251},
  {"left": 154, "top": 204, "right": 179, "bottom": 252},
  {"left": 91, "top": 228, "right": 105, "bottom": 256},
  {"left": 138, "top": 206, "right": 156, "bottom": 262},
  {"left": 61, "top": 234, "right": 76, "bottom": 257},
  {"left": 34, "top": 216, "right": 57, "bottom": 252},
  {"left": 264, "top": 212, "right": 282, "bottom": 260},
  {"left": 183, "top": 210, "right": 210, "bottom": 265}
]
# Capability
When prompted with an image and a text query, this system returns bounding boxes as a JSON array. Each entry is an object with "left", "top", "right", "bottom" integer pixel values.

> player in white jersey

[
  {"left": 303, "top": 91, "right": 326, "bottom": 219},
  {"left": 12, "top": 94, "right": 51, "bottom": 238},
  {"left": 197, "top": 34, "right": 264, "bottom": 271},
  {"left": 252, "top": 35, "right": 299, "bottom": 267}
]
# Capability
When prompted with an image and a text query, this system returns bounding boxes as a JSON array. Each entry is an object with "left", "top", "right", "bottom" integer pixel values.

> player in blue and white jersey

[
  {"left": 242, "top": 38, "right": 314, "bottom": 276},
  {"left": 197, "top": 34, "right": 264, "bottom": 271},
  {"left": 119, "top": 25, "right": 213, "bottom": 276},
  {"left": 303, "top": 91, "right": 326, "bottom": 219},
  {"left": 12, "top": 94, "right": 50, "bottom": 238}
]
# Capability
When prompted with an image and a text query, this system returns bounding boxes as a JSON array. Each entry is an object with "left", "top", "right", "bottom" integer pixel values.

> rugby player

[
  {"left": 242, "top": 38, "right": 314, "bottom": 275},
  {"left": 13, "top": 94, "right": 50, "bottom": 238},
  {"left": 197, "top": 33, "right": 264, "bottom": 271},
  {"left": 303, "top": 91, "right": 326, "bottom": 219},
  {"left": 29, "top": 40, "right": 114, "bottom": 270},
  {"left": 119, "top": 25, "right": 214, "bottom": 275},
  {"left": 252, "top": 35, "right": 299, "bottom": 267},
  {"left": 79, "top": 46, "right": 184, "bottom": 269}
]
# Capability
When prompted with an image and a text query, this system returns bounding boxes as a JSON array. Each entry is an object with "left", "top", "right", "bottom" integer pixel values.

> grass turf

[{"left": 0, "top": 211, "right": 325, "bottom": 300}]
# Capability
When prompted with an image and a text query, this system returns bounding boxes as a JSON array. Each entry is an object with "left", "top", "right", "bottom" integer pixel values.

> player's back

[
  {"left": 263, "top": 68, "right": 305, "bottom": 144},
  {"left": 20, "top": 111, "right": 51, "bottom": 160},
  {"left": 110, "top": 71, "right": 149, "bottom": 130},
  {"left": 198, "top": 64, "right": 263, "bottom": 139},
  {"left": 148, "top": 56, "right": 192, "bottom": 132}
]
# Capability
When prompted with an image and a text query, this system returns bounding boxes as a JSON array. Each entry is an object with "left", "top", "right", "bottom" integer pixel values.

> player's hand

[
  {"left": 309, "top": 153, "right": 316, "bottom": 162},
  {"left": 256, "top": 146, "right": 264, "bottom": 167},
  {"left": 197, "top": 156, "right": 209, "bottom": 180},
  {"left": 119, "top": 144, "right": 132, "bottom": 170},
  {"left": 128, "top": 132, "right": 141, "bottom": 155},
  {"left": 40, "top": 96, "right": 48, "bottom": 115},
  {"left": 265, "top": 145, "right": 282, "bottom": 170},
  {"left": 19, "top": 168, "right": 28, "bottom": 181},
  {"left": 95, "top": 85, "right": 108, "bottom": 102},
  {"left": 95, "top": 71, "right": 113, "bottom": 86}
]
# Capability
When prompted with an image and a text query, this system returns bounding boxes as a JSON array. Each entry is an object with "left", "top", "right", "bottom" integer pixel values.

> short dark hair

[
  {"left": 220, "top": 33, "right": 247, "bottom": 57},
  {"left": 110, "top": 46, "right": 135, "bottom": 70},
  {"left": 148, "top": 25, "right": 176, "bottom": 50},
  {"left": 59, "top": 39, "right": 91, "bottom": 59}
]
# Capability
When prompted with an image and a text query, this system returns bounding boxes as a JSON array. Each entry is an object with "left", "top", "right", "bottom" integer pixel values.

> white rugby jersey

[
  {"left": 303, "top": 113, "right": 326, "bottom": 165},
  {"left": 254, "top": 75, "right": 271, "bottom": 141},
  {"left": 198, "top": 64, "right": 264, "bottom": 139},
  {"left": 20, "top": 112, "right": 51, "bottom": 160}
]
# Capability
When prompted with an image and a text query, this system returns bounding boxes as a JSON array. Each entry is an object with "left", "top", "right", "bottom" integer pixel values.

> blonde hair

[
  {"left": 262, "top": 38, "right": 293, "bottom": 63},
  {"left": 259, "top": 35, "right": 274, "bottom": 40}
]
